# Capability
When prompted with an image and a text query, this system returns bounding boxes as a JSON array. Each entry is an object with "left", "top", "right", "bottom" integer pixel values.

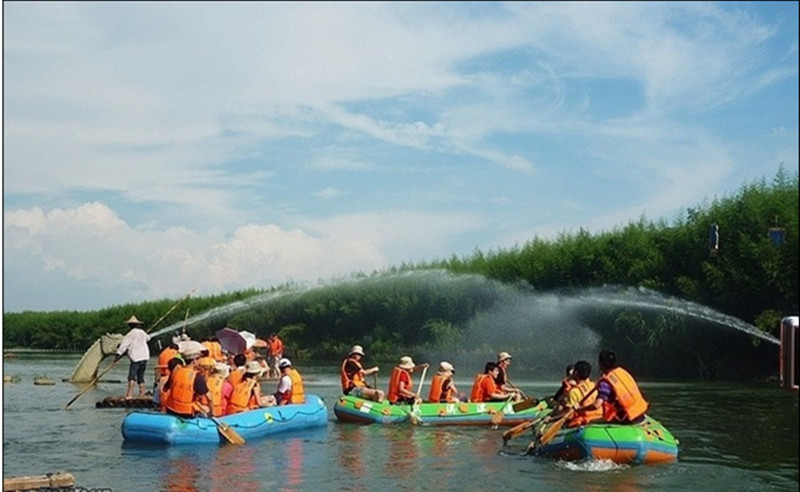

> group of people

[
  {"left": 543, "top": 349, "right": 649, "bottom": 428},
  {"left": 113, "top": 315, "right": 302, "bottom": 419},
  {"left": 340, "top": 346, "right": 528, "bottom": 405},
  {"left": 340, "top": 343, "right": 649, "bottom": 428},
  {"left": 115, "top": 314, "right": 648, "bottom": 427}
]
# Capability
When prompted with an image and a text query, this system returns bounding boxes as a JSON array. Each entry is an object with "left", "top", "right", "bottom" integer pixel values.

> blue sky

[{"left": 3, "top": 2, "right": 798, "bottom": 313}]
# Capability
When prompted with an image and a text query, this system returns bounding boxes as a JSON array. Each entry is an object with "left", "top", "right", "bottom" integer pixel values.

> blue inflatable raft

[{"left": 121, "top": 394, "right": 328, "bottom": 445}]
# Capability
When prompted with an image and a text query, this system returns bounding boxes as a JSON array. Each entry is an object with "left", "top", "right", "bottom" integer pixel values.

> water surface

[{"left": 2, "top": 356, "right": 798, "bottom": 491}]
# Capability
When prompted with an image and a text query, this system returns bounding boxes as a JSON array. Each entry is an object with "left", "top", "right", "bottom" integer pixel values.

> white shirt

[
  {"left": 277, "top": 374, "right": 292, "bottom": 393},
  {"left": 116, "top": 327, "right": 151, "bottom": 363}
]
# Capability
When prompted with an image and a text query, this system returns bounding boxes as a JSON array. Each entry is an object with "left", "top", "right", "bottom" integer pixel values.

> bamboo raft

[
  {"left": 95, "top": 396, "right": 157, "bottom": 409},
  {"left": 3, "top": 471, "right": 74, "bottom": 491}
]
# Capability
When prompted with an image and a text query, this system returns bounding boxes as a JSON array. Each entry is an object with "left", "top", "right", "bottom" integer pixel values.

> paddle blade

[
  {"left": 538, "top": 409, "right": 574, "bottom": 447},
  {"left": 212, "top": 417, "right": 246, "bottom": 445},
  {"left": 512, "top": 397, "right": 539, "bottom": 413},
  {"left": 502, "top": 420, "right": 534, "bottom": 443}
]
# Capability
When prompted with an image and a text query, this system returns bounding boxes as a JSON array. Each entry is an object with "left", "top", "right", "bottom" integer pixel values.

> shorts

[
  {"left": 128, "top": 360, "right": 147, "bottom": 384},
  {"left": 349, "top": 386, "right": 368, "bottom": 398}
]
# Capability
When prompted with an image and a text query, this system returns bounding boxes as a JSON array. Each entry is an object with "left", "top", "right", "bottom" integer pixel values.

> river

[{"left": 2, "top": 355, "right": 798, "bottom": 491}]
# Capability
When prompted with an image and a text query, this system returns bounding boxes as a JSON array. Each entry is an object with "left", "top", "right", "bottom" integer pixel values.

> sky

[{"left": 2, "top": 2, "right": 798, "bottom": 313}]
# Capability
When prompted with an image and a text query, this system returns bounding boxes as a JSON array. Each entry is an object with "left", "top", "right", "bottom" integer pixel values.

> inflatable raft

[
  {"left": 334, "top": 395, "right": 548, "bottom": 426},
  {"left": 122, "top": 394, "right": 328, "bottom": 445},
  {"left": 530, "top": 415, "right": 678, "bottom": 465}
]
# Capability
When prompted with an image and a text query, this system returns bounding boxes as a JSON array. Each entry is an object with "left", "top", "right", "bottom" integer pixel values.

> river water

[{"left": 2, "top": 355, "right": 798, "bottom": 491}]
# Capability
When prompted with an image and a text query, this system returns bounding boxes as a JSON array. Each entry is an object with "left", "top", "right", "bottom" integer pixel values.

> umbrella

[
  {"left": 239, "top": 331, "right": 256, "bottom": 350},
  {"left": 215, "top": 327, "right": 247, "bottom": 354},
  {"left": 253, "top": 338, "right": 268, "bottom": 348}
]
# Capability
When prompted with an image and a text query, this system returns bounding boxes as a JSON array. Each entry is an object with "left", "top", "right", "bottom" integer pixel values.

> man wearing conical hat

[{"left": 114, "top": 315, "right": 152, "bottom": 400}]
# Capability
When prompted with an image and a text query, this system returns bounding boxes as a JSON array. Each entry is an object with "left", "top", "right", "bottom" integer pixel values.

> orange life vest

[
  {"left": 166, "top": 365, "right": 197, "bottom": 416},
  {"left": 277, "top": 368, "right": 305, "bottom": 404},
  {"left": 340, "top": 357, "right": 366, "bottom": 393},
  {"left": 206, "top": 374, "right": 226, "bottom": 417},
  {"left": 428, "top": 374, "right": 455, "bottom": 403},
  {"left": 228, "top": 378, "right": 259, "bottom": 414},
  {"left": 158, "top": 347, "right": 179, "bottom": 377},
  {"left": 387, "top": 367, "right": 413, "bottom": 404},
  {"left": 202, "top": 341, "right": 225, "bottom": 362},
  {"left": 600, "top": 367, "right": 648, "bottom": 422},
  {"left": 228, "top": 367, "right": 245, "bottom": 387}
]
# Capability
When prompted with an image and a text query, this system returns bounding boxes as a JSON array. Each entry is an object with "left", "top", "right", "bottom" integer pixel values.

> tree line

[{"left": 3, "top": 168, "right": 797, "bottom": 379}]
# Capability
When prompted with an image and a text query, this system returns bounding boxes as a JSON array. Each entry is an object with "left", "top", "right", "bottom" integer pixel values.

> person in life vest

[
  {"left": 575, "top": 349, "right": 648, "bottom": 424},
  {"left": 201, "top": 337, "right": 226, "bottom": 363},
  {"left": 494, "top": 351, "right": 524, "bottom": 400},
  {"left": 274, "top": 358, "right": 305, "bottom": 405},
  {"left": 163, "top": 341, "right": 210, "bottom": 418},
  {"left": 157, "top": 338, "right": 181, "bottom": 378},
  {"left": 266, "top": 333, "right": 284, "bottom": 379},
  {"left": 470, "top": 362, "right": 518, "bottom": 402},
  {"left": 548, "top": 363, "right": 577, "bottom": 408},
  {"left": 227, "top": 353, "right": 247, "bottom": 388},
  {"left": 387, "top": 356, "right": 429, "bottom": 405},
  {"left": 155, "top": 357, "right": 184, "bottom": 411},
  {"left": 564, "top": 359, "right": 603, "bottom": 427},
  {"left": 227, "top": 361, "right": 275, "bottom": 414},
  {"left": 340, "top": 345, "right": 384, "bottom": 402},
  {"left": 206, "top": 362, "right": 233, "bottom": 417},
  {"left": 428, "top": 361, "right": 461, "bottom": 403}
]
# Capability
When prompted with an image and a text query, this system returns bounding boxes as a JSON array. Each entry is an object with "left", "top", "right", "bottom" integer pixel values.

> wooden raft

[
  {"left": 95, "top": 395, "right": 157, "bottom": 409},
  {"left": 4, "top": 471, "right": 74, "bottom": 491}
]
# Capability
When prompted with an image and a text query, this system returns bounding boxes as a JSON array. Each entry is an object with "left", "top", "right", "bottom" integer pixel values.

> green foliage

[{"left": 2, "top": 169, "right": 797, "bottom": 380}]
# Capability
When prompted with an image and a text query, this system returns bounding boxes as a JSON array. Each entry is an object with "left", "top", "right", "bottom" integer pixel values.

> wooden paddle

[
  {"left": 408, "top": 365, "right": 428, "bottom": 426},
  {"left": 490, "top": 393, "right": 517, "bottom": 425},
  {"left": 512, "top": 396, "right": 540, "bottom": 413},
  {"left": 64, "top": 358, "right": 121, "bottom": 409},
  {"left": 502, "top": 411, "right": 551, "bottom": 443},
  {"left": 209, "top": 416, "right": 246, "bottom": 445},
  {"left": 536, "top": 408, "right": 575, "bottom": 447}
]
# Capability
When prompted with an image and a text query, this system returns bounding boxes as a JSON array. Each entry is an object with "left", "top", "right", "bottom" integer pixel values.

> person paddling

[
  {"left": 574, "top": 349, "right": 648, "bottom": 425},
  {"left": 428, "top": 361, "right": 460, "bottom": 403},
  {"left": 495, "top": 351, "right": 524, "bottom": 400},
  {"left": 387, "top": 356, "right": 429, "bottom": 405},
  {"left": 341, "top": 345, "right": 384, "bottom": 402},
  {"left": 470, "top": 362, "right": 520, "bottom": 402}
]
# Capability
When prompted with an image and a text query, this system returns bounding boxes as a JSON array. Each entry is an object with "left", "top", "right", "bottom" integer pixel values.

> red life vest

[
  {"left": 340, "top": 357, "right": 366, "bottom": 393},
  {"left": 428, "top": 374, "right": 455, "bottom": 403},
  {"left": 387, "top": 367, "right": 412, "bottom": 403}
]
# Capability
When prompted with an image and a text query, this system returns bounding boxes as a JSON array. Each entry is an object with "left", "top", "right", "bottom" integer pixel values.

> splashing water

[
  {"left": 150, "top": 271, "right": 779, "bottom": 350},
  {"left": 572, "top": 285, "right": 780, "bottom": 345}
]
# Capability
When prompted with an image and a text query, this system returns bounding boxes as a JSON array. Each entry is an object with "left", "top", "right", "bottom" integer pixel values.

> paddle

[
  {"left": 535, "top": 408, "right": 575, "bottom": 449},
  {"left": 512, "top": 396, "right": 539, "bottom": 413},
  {"left": 502, "top": 411, "right": 551, "bottom": 443},
  {"left": 408, "top": 365, "right": 428, "bottom": 426},
  {"left": 490, "top": 393, "right": 517, "bottom": 425},
  {"left": 64, "top": 289, "right": 195, "bottom": 410},
  {"left": 208, "top": 415, "right": 246, "bottom": 445},
  {"left": 64, "top": 359, "right": 121, "bottom": 409}
]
